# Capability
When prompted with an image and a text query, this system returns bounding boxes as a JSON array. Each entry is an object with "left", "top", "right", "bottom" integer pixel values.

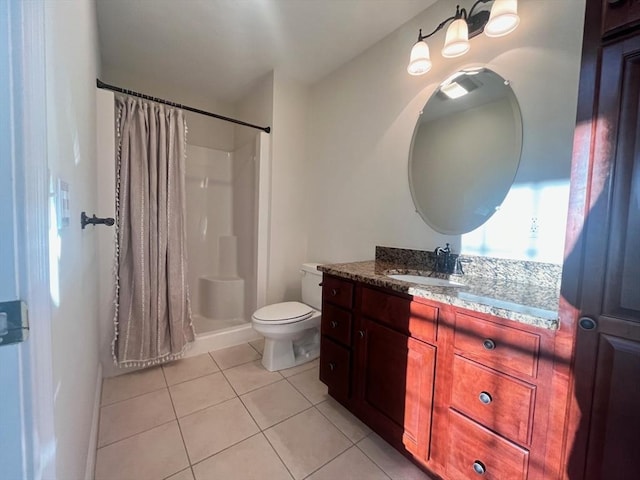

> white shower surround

[{"left": 97, "top": 89, "right": 269, "bottom": 377}]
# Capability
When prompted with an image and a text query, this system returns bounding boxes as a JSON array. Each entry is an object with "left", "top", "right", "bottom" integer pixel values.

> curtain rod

[{"left": 96, "top": 79, "right": 271, "bottom": 134}]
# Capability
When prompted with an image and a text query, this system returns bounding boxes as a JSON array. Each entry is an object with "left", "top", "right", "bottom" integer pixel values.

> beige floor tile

[
  {"left": 162, "top": 354, "right": 220, "bottom": 386},
  {"left": 192, "top": 434, "right": 292, "bottom": 480},
  {"left": 357, "top": 433, "right": 432, "bottom": 480},
  {"left": 101, "top": 367, "right": 166, "bottom": 406},
  {"left": 179, "top": 397, "right": 259, "bottom": 464},
  {"left": 210, "top": 343, "right": 261, "bottom": 370},
  {"left": 307, "top": 446, "right": 388, "bottom": 480},
  {"left": 249, "top": 338, "right": 265, "bottom": 354},
  {"left": 169, "top": 372, "right": 236, "bottom": 417},
  {"left": 224, "top": 360, "right": 283, "bottom": 395},
  {"left": 240, "top": 380, "right": 311, "bottom": 429},
  {"left": 165, "top": 467, "right": 194, "bottom": 480},
  {"left": 280, "top": 358, "right": 319, "bottom": 378},
  {"left": 264, "top": 408, "right": 351, "bottom": 480},
  {"left": 316, "top": 398, "right": 371, "bottom": 443},
  {"left": 95, "top": 421, "right": 188, "bottom": 480},
  {"left": 98, "top": 388, "right": 175, "bottom": 447},
  {"left": 286, "top": 367, "right": 328, "bottom": 404}
]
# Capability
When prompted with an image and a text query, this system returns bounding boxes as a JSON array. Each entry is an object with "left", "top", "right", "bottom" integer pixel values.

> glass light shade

[
  {"left": 485, "top": 0, "right": 520, "bottom": 37},
  {"left": 407, "top": 41, "right": 432, "bottom": 76},
  {"left": 441, "top": 18, "right": 470, "bottom": 58}
]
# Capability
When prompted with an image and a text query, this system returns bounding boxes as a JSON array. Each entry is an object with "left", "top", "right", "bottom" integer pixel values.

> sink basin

[{"left": 386, "top": 274, "right": 464, "bottom": 288}]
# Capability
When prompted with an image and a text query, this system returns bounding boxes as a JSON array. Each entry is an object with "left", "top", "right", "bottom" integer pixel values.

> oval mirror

[{"left": 409, "top": 68, "right": 523, "bottom": 235}]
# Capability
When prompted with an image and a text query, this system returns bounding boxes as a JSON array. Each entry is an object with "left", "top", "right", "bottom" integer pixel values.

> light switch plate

[
  {"left": 57, "top": 179, "right": 70, "bottom": 229},
  {"left": 0, "top": 301, "right": 29, "bottom": 346}
]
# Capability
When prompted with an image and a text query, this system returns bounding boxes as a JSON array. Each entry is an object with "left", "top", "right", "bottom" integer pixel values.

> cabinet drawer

[
  {"left": 451, "top": 355, "right": 536, "bottom": 446},
  {"left": 454, "top": 312, "right": 540, "bottom": 378},
  {"left": 322, "top": 275, "right": 354, "bottom": 309},
  {"left": 446, "top": 410, "right": 529, "bottom": 480},
  {"left": 319, "top": 337, "right": 350, "bottom": 401},
  {"left": 321, "top": 302, "right": 352, "bottom": 346},
  {"left": 361, "top": 287, "right": 437, "bottom": 342}
]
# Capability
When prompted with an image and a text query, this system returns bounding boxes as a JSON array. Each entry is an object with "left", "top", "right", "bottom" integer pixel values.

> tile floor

[{"left": 95, "top": 339, "right": 433, "bottom": 480}]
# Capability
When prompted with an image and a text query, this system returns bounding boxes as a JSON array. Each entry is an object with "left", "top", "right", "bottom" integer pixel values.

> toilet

[{"left": 252, "top": 263, "right": 322, "bottom": 371}]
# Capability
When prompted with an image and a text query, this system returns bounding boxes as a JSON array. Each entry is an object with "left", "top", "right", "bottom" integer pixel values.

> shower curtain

[{"left": 112, "top": 95, "right": 194, "bottom": 367}]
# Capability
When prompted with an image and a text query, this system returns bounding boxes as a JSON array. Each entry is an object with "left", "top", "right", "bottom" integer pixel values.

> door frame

[{"left": 0, "top": 0, "right": 56, "bottom": 478}]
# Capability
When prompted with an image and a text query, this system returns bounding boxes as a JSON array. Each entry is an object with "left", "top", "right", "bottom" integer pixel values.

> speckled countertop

[{"left": 317, "top": 249, "right": 561, "bottom": 330}]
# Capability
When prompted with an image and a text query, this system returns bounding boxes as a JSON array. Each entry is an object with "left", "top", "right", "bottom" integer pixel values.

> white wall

[
  {"left": 44, "top": 0, "right": 101, "bottom": 477},
  {"left": 306, "top": 0, "right": 584, "bottom": 264},
  {"left": 268, "top": 72, "right": 310, "bottom": 302}
]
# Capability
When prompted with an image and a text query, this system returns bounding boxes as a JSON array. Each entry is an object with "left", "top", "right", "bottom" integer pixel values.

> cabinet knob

[
  {"left": 478, "top": 391, "right": 493, "bottom": 405},
  {"left": 482, "top": 338, "right": 496, "bottom": 350},
  {"left": 472, "top": 460, "right": 486, "bottom": 475},
  {"left": 330, "top": 320, "right": 338, "bottom": 329},
  {"left": 329, "top": 362, "right": 336, "bottom": 372},
  {"left": 331, "top": 288, "right": 338, "bottom": 296},
  {"left": 579, "top": 316, "right": 597, "bottom": 331},
  {"left": 358, "top": 330, "right": 365, "bottom": 339}
]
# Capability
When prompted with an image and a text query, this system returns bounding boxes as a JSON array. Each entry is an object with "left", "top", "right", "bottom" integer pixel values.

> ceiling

[{"left": 96, "top": 0, "right": 436, "bottom": 103}]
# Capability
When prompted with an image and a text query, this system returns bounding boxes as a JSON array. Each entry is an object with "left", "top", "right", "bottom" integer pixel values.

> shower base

[{"left": 185, "top": 316, "right": 261, "bottom": 358}]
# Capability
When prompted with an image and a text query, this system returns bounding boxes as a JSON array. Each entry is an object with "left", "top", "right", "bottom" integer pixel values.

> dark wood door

[
  {"left": 357, "top": 317, "right": 436, "bottom": 461},
  {"left": 569, "top": 34, "right": 640, "bottom": 480}
]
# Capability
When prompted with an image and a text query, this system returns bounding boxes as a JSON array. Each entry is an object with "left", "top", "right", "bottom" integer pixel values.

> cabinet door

[
  {"left": 358, "top": 318, "right": 436, "bottom": 461},
  {"left": 601, "top": 0, "right": 640, "bottom": 37},
  {"left": 570, "top": 35, "right": 640, "bottom": 480}
]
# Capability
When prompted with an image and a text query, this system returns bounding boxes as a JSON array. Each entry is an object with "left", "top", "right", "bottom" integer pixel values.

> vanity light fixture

[{"left": 407, "top": 0, "right": 520, "bottom": 76}]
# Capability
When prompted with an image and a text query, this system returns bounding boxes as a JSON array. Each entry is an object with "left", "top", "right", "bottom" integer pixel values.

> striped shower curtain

[{"left": 112, "top": 95, "right": 194, "bottom": 367}]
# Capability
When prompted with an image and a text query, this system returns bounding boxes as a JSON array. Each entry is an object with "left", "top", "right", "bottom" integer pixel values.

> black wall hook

[{"left": 81, "top": 211, "right": 115, "bottom": 229}]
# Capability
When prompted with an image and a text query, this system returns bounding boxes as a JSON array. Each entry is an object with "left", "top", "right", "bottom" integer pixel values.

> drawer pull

[
  {"left": 472, "top": 460, "right": 486, "bottom": 475},
  {"left": 330, "top": 320, "right": 338, "bottom": 329},
  {"left": 331, "top": 288, "right": 338, "bottom": 296},
  {"left": 358, "top": 330, "right": 365, "bottom": 339},
  {"left": 478, "top": 391, "right": 493, "bottom": 405},
  {"left": 329, "top": 362, "right": 336, "bottom": 371},
  {"left": 482, "top": 338, "right": 496, "bottom": 350}
]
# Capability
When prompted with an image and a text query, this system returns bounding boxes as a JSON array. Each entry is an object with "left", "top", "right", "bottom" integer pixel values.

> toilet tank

[{"left": 301, "top": 263, "right": 322, "bottom": 310}]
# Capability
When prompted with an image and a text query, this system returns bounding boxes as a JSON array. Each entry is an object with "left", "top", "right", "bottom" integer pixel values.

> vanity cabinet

[
  {"left": 319, "top": 273, "right": 554, "bottom": 479},
  {"left": 436, "top": 310, "right": 553, "bottom": 480},
  {"left": 355, "top": 287, "right": 436, "bottom": 462},
  {"left": 319, "top": 276, "right": 354, "bottom": 404}
]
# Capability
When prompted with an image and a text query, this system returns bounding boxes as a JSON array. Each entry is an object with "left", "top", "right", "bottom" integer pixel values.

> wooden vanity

[{"left": 318, "top": 270, "right": 558, "bottom": 480}]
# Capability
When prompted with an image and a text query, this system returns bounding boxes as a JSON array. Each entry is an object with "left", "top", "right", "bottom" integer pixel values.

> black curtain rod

[{"left": 96, "top": 79, "right": 271, "bottom": 134}]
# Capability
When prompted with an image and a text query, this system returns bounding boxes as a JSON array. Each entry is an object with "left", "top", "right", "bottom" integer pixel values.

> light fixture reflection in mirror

[{"left": 408, "top": 68, "right": 523, "bottom": 235}]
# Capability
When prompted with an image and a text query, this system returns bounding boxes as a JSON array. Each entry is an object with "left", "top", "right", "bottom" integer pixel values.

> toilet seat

[{"left": 252, "top": 301, "right": 314, "bottom": 325}]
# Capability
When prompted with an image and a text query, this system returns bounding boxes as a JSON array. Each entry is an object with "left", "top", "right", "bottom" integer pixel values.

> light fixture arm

[
  {"left": 417, "top": 0, "right": 494, "bottom": 43},
  {"left": 417, "top": 9, "right": 462, "bottom": 41}
]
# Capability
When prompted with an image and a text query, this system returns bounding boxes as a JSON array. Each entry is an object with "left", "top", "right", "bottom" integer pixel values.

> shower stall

[
  {"left": 185, "top": 139, "right": 267, "bottom": 337},
  {"left": 96, "top": 88, "right": 270, "bottom": 375}
]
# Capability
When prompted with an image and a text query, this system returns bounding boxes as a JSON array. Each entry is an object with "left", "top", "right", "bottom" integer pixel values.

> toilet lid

[{"left": 253, "top": 301, "right": 313, "bottom": 324}]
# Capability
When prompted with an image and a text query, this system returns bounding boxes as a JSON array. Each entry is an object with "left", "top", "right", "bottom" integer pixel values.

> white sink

[{"left": 386, "top": 274, "right": 464, "bottom": 288}]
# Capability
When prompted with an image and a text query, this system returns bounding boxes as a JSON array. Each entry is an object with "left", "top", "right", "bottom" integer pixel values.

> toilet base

[{"left": 261, "top": 328, "right": 320, "bottom": 371}]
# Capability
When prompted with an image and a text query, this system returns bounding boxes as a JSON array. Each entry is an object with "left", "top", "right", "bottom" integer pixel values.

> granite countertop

[{"left": 317, "top": 259, "right": 560, "bottom": 330}]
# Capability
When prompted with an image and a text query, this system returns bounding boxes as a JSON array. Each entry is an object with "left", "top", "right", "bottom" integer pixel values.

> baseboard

[{"left": 84, "top": 362, "right": 102, "bottom": 480}]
